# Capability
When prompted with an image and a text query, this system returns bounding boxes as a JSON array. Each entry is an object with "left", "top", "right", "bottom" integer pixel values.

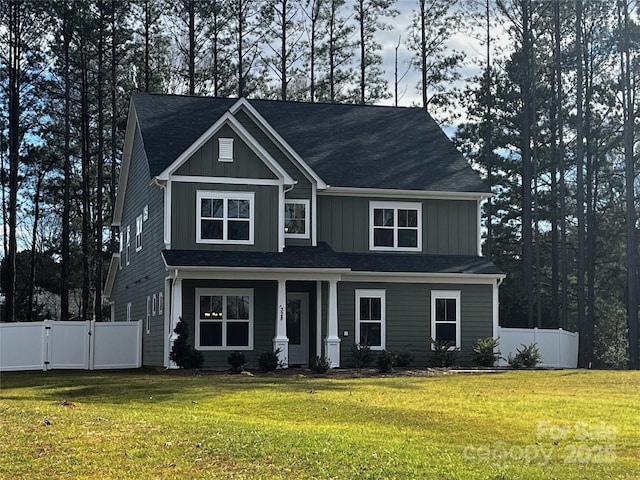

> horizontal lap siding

[
  {"left": 111, "top": 126, "right": 167, "bottom": 366},
  {"left": 182, "top": 280, "right": 277, "bottom": 369},
  {"left": 171, "top": 182, "right": 279, "bottom": 251},
  {"left": 318, "top": 196, "right": 478, "bottom": 255},
  {"left": 338, "top": 282, "right": 493, "bottom": 366}
]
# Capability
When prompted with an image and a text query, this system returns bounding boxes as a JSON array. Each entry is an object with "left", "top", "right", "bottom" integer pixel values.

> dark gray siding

[
  {"left": 234, "top": 109, "right": 313, "bottom": 189},
  {"left": 337, "top": 282, "right": 493, "bottom": 366},
  {"left": 171, "top": 182, "right": 280, "bottom": 251},
  {"left": 317, "top": 195, "right": 478, "bottom": 255},
  {"left": 174, "top": 124, "right": 277, "bottom": 179},
  {"left": 110, "top": 126, "right": 167, "bottom": 366}
]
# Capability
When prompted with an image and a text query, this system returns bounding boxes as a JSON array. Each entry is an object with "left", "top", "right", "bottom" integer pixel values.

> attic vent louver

[{"left": 218, "top": 138, "right": 234, "bottom": 162}]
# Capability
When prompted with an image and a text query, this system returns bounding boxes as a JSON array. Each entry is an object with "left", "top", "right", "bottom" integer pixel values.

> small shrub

[
  {"left": 377, "top": 350, "right": 395, "bottom": 373},
  {"left": 227, "top": 351, "right": 247, "bottom": 374},
  {"left": 350, "top": 343, "right": 374, "bottom": 368},
  {"left": 429, "top": 339, "right": 458, "bottom": 368},
  {"left": 393, "top": 348, "right": 414, "bottom": 368},
  {"left": 258, "top": 349, "right": 282, "bottom": 372},
  {"left": 310, "top": 356, "right": 332, "bottom": 374},
  {"left": 472, "top": 337, "right": 501, "bottom": 367},
  {"left": 508, "top": 342, "right": 542, "bottom": 368},
  {"left": 169, "top": 319, "right": 204, "bottom": 369}
]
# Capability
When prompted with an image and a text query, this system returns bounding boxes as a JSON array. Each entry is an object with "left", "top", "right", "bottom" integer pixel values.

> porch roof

[
  {"left": 162, "top": 242, "right": 349, "bottom": 270},
  {"left": 162, "top": 243, "right": 502, "bottom": 276}
]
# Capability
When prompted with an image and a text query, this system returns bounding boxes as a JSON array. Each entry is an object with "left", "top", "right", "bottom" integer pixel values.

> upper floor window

[
  {"left": 118, "top": 231, "right": 124, "bottom": 269},
  {"left": 431, "top": 290, "right": 461, "bottom": 349},
  {"left": 284, "top": 200, "right": 310, "bottom": 239},
  {"left": 126, "top": 226, "right": 131, "bottom": 265},
  {"left": 196, "top": 191, "right": 254, "bottom": 244},
  {"left": 369, "top": 201, "right": 422, "bottom": 251},
  {"left": 355, "top": 289, "right": 386, "bottom": 350},
  {"left": 218, "top": 138, "right": 234, "bottom": 162},
  {"left": 136, "top": 214, "right": 143, "bottom": 252}
]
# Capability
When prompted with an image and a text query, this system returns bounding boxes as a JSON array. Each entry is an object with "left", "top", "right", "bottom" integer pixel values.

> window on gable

[
  {"left": 196, "top": 288, "right": 253, "bottom": 350},
  {"left": 369, "top": 201, "right": 422, "bottom": 251},
  {"left": 197, "top": 191, "right": 254, "bottom": 244},
  {"left": 136, "top": 214, "right": 143, "bottom": 252},
  {"left": 218, "top": 138, "right": 234, "bottom": 162},
  {"left": 284, "top": 200, "right": 310, "bottom": 238},
  {"left": 355, "top": 289, "right": 386, "bottom": 350},
  {"left": 431, "top": 290, "right": 461, "bottom": 349}
]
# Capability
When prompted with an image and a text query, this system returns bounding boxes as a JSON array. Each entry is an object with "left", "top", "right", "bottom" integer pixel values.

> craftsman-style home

[{"left": 104, "top": 93, "right": 504, "bottom": 368}]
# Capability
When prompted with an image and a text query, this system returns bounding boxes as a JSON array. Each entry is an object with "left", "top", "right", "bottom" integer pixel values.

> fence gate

[{"left": 0, "top": 320, "right": 142, "bottom": 372}]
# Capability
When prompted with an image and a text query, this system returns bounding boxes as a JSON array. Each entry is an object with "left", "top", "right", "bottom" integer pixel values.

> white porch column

[
  {"left": 273, "top": 279, "right": 289, "bottom": 367},
  {"left": 168, "top": 276, "right": 182, "bottom": 369},
  {"left": 324, "top": 279, "right": 341, "bottom": 367}
]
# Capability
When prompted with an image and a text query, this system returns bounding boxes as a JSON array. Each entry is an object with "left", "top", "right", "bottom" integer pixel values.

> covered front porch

[{"left": 162, "top": 246, "right": 349, "bottom": 369}]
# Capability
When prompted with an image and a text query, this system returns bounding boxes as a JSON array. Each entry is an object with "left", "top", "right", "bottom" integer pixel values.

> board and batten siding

[
  {"left": 234, "top": 109, "right": 314, "bottom": 191},
  {"left": 110, "top": 126, "right": 167, "bottom": 366},
  {"left": 317, "top": 196, "right": 478, "bottom": 255},
  {"left": 337, "top": 282, "right": 493, "bottom": 366},
  {"left": 174, "top": 124, "right": 277, "bottom": 180},
  {"left": 181, "top": 279, "right": 277, "bottom": 369},
  {"left": 171, "top": 182, "right": 280, "bottom": 251}
]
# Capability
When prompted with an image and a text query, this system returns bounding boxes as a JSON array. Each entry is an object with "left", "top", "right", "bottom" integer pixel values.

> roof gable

[{"left": 131, "top": 93, "right": 489, "bottom": 194}]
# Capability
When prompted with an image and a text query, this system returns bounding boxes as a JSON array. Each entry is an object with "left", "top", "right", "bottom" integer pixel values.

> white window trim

[
  {"left": 118, "top": 231, "right": 124, "bottom": 269},
  {"left": 431, "top": 290, "right": 461, "bottom": 349},
  {"left": 152, "top": 293, "right": 157, "bottom": 316},
  {"left": 136, "top": 214, "right": 143, "bottom": 252},
  {"left": 218, "top": 138, "right": 234, "bottom": 162},
  {"left": 195, "top": 288, "right": 254, "bottom": 351},
  {"left": 126, "top": 226, "right": 131, "bottom": 266},
  {"left": 158, "top": 292, "right": 164, "bottom": 315},
  {"left": 369, "top": 201, "right": 422, "bottom": 252},
  {"left": 146, "top": 296, "right": 151, "bottom": 334},
  {"left": 284, "top": 199, "right": 310, "bottom": 239},
  {"left": 196, "top": 191, "right": 255, "bottom": 245},
  {"left": 355, "top": 289, "right": 386, "bottom": 350},
  {"left": 126, "top": 302, "right": 132, "bottom": 322}
]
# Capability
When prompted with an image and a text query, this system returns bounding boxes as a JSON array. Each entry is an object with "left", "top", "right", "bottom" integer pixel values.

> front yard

[{"left": 0, "top": 369, "right": 638, "bottom": 479}]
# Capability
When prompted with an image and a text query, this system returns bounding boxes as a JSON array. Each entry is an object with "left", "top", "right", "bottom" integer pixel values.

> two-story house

[{"left": 104, "top": 93, "right": 504, "bottom": 369}]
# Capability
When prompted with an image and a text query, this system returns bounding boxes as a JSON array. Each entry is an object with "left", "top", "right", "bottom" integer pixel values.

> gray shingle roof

[
  {"left": 162, "top": 243, "right": 502, "bottom": 276},
  {"left": 132, "top": 93, "right": 488, "bottom": 193}
]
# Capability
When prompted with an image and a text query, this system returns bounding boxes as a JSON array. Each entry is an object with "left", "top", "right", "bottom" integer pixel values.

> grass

[{"left": 0, "top": 369, "right": 638, "bottom": 479}]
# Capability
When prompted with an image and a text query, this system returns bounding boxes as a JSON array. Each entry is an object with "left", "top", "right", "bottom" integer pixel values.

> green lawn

[{"left": 0, "top": 369, "right": 638, "bottom": 479}]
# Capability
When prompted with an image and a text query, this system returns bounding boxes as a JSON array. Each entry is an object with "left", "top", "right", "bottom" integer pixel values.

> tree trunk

[
  {"left": 7, "top": 0, "right": 21, "bottom": 323},
  {"left": 575, "top": 0, "right": 587, "bottom": 366},
  {"left": 619, "top": 0, "right": 639, "bottom": 369},
  {"left": 520, "top": 0, "right": 534, "bottom": 328},
  {"left": 60, "top": 4, "right": 72, "bottom": 322}
]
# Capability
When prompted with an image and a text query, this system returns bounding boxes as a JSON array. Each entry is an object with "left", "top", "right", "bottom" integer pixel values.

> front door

[{"left": 287, "top": 293, "right": 309, "bottom": 366}]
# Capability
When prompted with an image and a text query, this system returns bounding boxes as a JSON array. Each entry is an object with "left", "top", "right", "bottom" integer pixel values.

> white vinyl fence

[
  {"left": 0, "top": 320, "right": 142, "bottom": 372},
  {"left": 497, "top": 327, "right": 579, "bottom": 368}
]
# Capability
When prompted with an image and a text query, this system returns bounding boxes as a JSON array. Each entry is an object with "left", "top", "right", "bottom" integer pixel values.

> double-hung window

[
  {"left": 284, "top": 199, "right": 310, "bottom": 238},
  {"left": 431, "top": 290, "right": 461, "bottom": 349},
  {"left": 136, "top": 214, "right": 143, "bottom": 252},
  {"left": 197, "top": 191, "right": 254, "bottom": 244},
  {"left": 370, "top": 201, "right": 422, "bottom": 251},
  {"left": 196, "top": 289, "right": 253, "bottom": 350},
  {"left": 125, "top": 226, "right": 131, "bottom": 265},
  {"left": 355, "top": 289, "right": 386, "bottom": 350}
]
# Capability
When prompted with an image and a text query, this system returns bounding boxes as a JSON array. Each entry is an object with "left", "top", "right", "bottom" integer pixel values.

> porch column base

[
  {"left": 324, "top": 336, "right": 341, "bottom": 368},
  {"left": 273, "top": 337, "right": 289, "bottom": 368}
]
